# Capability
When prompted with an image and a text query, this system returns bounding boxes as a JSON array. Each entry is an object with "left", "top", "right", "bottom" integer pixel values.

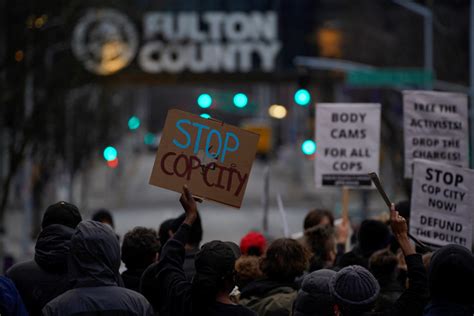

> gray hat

[
  {"left": 330, "top": 265, "right": 380, "bottom": 310},
  {"left": 293, "top": 269, "right": 336, "bottom": 316}
]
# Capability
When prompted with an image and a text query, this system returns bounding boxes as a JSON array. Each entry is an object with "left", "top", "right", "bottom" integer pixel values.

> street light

[{"left": 268, "top": 104, "right": 287, "bottom": 119}]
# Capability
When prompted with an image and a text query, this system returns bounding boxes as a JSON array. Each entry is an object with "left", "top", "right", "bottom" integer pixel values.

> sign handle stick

[
  {"left": 368, "top": 172, "right": 433, "bottom": 252},
  {"left": 341, "top": 187, "right": 350, "bottom": 224}
]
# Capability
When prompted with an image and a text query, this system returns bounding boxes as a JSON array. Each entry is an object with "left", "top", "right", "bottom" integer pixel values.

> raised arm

[
  {"left": 390, "top": 203, "right": 429, "bottom": 315},
  {"left": 153, "top": 185, "right": 200, "bottom": 315}
]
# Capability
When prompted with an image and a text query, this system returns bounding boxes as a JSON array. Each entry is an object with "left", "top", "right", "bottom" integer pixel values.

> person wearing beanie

[
  {"left": 330, "top": 204, "right": 429, "bottom": 316},
  {"left": 338, "top": 219, "right": 391, "bottom": 269},
  {"left": 42, "top": 221, "right": 153, "bottom": 315},
  {"left": 423, "top": 244, "right": 474, "bottom": 316},
  {"left": 145, "top": 185, "right": 256, "bottom": 316},
  {"left": 7, "top": 201, "right": 82, "bottom": 316},
  {"left": 293, "top": 269, "right": 336, "bottom": 316},
  {"left": 240, "top": 231, "right": 267, "bottom": 256}
]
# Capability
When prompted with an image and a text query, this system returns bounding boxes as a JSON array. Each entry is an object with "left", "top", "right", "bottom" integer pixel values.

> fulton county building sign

[{"left": 72, "top": 8, "right": 281, "bottom": 75}]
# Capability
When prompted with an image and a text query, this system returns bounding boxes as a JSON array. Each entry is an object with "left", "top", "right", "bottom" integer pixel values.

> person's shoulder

[
  {"left": 6, "top": 260, "right": 37, "bottom": 278},
  {"left": 43, "top": 288, "right": 78, "bottom": 311},
  {"left": 237, "top": 304, "right": 257, "bottom": 316},
  {"left": 114, "top": 286, "right": 151, "bottom": 303}
]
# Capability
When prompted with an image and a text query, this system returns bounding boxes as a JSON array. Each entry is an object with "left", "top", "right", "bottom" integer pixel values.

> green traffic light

[
  {"left": 200, "top": 113, "right": 211, "bottom": 119},
  {"left": 197, "top": 94, "right": 212, "bottom": 109},
  {"left": 233, "top": 93, "right": 248, "bottom": 108},
  {"left": 103, "top": 146, "right": 118, "bottom": 161},
  {"left": 128, "top": 116, "right": 141, "bottom": 130},
  {"left": 144, "top": 133, "right": 156, "bottom": 145},
  {"left": 301, "top": 140, "right": 316, "bottom": 155},
  {"left": 294, "top": 89, "right": 311, "bottom": 106}
]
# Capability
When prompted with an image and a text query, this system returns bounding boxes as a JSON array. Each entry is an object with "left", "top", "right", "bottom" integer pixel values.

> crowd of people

[{"left": 1, "top": 185, "right": 473, "bottom": 316}]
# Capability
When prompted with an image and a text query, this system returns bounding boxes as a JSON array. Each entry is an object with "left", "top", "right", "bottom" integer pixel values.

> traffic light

[
  {"left": 144, "top": 133, "right": 156, "bottom": 145},
  {"left": 294, "top": 89, "right": 311, "bottom": 106},
  {"left": 200, "top": 113, "right": 211, "bottom": 119},
  {"left": 103, "top": 146, "right": 118, "bottom": 161},
  {"left": 233, "top": 93, "right": 248, "bottom": 108},
  {"left": 197, "top": 93, "right": 212, "bottom": 109},
  {"left": 128, "top": 115, "right": 141, "bottom": 130},
  {"left": 301, "top": 139, "right": 317, "bottom": 155},
  {"left": 107, "top": 158, "right": 119, "bottom": 169}
]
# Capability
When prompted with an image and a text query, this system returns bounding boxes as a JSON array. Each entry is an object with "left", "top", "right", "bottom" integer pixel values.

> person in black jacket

[
  {"left": 169, "top": 212, "right": 203, "bottom": 281},
  {"left": 147, "top": 185, "right": 256, "bottom": 316},
  {"left": 330, "top": 204, "right": 429, "bottom": 316},
  {"left": 42, "top": 220, "right": 153, "bottom": 316},
  {"left": 7, "top": 201, "right": 82, "bottom": 316},
  {"left": 121, "top": 227, "right": 161, "bottom": 292},
  {"left": 423, "top": 244, "right": 474, "bottom": 316}
]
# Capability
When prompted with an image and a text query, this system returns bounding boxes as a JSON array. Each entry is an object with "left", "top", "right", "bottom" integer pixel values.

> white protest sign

[
  {"left": 410, "top": 159, "right": 474, "bottom": 249},
  {"left": 403, "top": 90, "right": 468, "bottom": 178},
  {"left": 315, "top": 103, "right": 381, "bottom": 188}
]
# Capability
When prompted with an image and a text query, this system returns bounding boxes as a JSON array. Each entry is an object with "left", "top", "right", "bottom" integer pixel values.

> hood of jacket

[
  {"left": 68, "top": 220, "right": 121, "bottom": 288},
  {"left": 34, "top": 224, "right": 75, "bottom": 273}
]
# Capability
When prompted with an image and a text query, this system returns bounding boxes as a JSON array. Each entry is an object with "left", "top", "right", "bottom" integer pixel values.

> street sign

[{"left": 347, "top": 69, "right": 433, "bottom": 87}]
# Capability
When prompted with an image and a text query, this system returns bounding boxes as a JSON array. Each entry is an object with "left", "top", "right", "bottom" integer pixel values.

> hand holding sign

[
  {"left": 180, "top": 185, "right": 199, "bottom": 226},
  {"left": 390, "top": 203, "right": 415, "bottom": 256}
]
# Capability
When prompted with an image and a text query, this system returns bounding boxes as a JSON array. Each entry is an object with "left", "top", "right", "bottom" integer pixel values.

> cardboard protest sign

[
  {"left": 410, "top": 159, "right": 474, "bottom": 249},
  {"left": 149, "top": 109, "right": 259, "bottom": 208},
  {"left": 315, "top": 103, "right": 381, "bottom": 188},
  {"left": 403, "top": 90, "right": 468, "bottom": 178}
]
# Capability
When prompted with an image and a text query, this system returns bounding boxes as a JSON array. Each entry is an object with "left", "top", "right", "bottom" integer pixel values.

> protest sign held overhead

[
  {"left": 403, "top": 90, "right": 468, "bottom": 178},
  {"left": 149, "top": 109, "right": 260, "bottom": 208},
  {"left": 315, "top": 103, "right": 381, "bottom": 188},
  {"left": 410, "top": 159, "right": 474, "bottom": 249}
]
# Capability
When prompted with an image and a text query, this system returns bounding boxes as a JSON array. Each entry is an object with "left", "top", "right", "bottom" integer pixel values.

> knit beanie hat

[
  {"left": 294, "top": 269, "right": 336, "bottom": 316},
  {"left": 330, "top": 265, "right": 380, "bottom": 311},
  {"left": 429, "top": 244, "right": 474, "bottom": 305},
  {"left": 42, "top": 201, "right": 82, "bottom": 229},
  {"left": 358, "top": 220, "right": 390, "bottom": 257},
  {"left": 240, "top": 231, "right": 267, "bottom": 256}
]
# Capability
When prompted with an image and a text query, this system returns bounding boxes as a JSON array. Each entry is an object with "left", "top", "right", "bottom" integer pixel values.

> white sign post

[
  {"left": 403, "top": 90, "right": 469, "bottom": 178},
  {"left": 315, "top": 103, "right": 381, "bottom": 188},
  {"left": 410, "top": 160, "right": 474, "bottom": 249}
]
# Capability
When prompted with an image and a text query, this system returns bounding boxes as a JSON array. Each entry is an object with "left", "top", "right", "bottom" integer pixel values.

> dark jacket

[
  {"left": 373, "top": 278, "right": 404, "bottom": 313},
  {"left": 0, "top": 276, "right": 28, "bottom": 316},
  {"left": 42, "top": 220, "right": 153, "bottom": 316},
  {"left": 239, "top": 279, "right": 299, "bottom": 316},
  {"left": 424, "top": 302, "right": 474, "bottom": 316},
  {"left": 121, "top": 268, "right": 146, "bottom": 292},
  {"left": 140, "top": 247, "right": 197, "bottom": 308},
  {"left": 6, "top": 224, "right": 75, "bottom": 315},
  {"left": 183, "top": 247, "right": 198, "bottom": 281},
  {"left": 363, "top": 254, "right": 429, "bottom": 316},
  {"left": 148, "top": 223, "right": 256, "bottom": 316}
]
